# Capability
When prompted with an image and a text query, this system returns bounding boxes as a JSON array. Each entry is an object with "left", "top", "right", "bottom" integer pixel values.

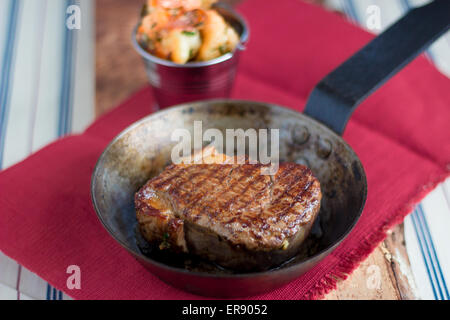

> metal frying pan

[{"left": 91, "top": 0, "right": 450, "bottom": 297}]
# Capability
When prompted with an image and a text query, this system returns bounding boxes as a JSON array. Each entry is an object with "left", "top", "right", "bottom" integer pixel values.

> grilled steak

[{"left": 135, "top": 147, "right": 322, "bottom": 271}]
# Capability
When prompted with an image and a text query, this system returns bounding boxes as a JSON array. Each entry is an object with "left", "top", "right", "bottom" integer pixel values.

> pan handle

[{"left": 303, "top": 0, "right": 450, "bottom": 135}]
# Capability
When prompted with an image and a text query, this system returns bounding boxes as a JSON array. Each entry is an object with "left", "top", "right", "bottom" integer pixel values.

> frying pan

[{"left": 91, "top": 0, "right": 450, "bottom": 298}]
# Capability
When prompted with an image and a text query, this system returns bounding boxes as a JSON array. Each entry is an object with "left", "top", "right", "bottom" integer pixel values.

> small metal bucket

[{"left": 132, "top": 5, "right": 250, "bottom": 109}]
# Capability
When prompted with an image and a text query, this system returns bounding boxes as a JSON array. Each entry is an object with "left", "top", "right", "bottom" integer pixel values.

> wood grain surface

[{"left": 95, "top": 0, "right": 417, "bottom": 300}]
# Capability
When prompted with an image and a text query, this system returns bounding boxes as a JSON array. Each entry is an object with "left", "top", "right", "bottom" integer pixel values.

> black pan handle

[{"left": 303, "top": 0, "right": 450, "bottom": 135}]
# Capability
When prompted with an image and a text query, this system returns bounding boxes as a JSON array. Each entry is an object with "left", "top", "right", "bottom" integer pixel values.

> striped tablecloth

[
  {"left": 0, "top": 0, "right": 94, "bottom": 300},
  {"left": 0, "top": 0, "right": 448, "bottom": 300}
]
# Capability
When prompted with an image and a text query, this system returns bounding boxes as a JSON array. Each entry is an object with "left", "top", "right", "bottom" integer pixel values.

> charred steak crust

[{"left": 135, "top": 158, "right": 322, "bottom": 271}]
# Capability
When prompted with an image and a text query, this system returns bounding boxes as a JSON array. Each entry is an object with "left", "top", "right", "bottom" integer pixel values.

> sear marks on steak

[{"left": 135, "top": 147, "right": 322, "bottom": 271}]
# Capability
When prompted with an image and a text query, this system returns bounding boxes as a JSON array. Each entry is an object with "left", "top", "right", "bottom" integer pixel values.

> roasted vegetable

[{"left": 136, "top": 0, "right": 239, "bottom": 63}]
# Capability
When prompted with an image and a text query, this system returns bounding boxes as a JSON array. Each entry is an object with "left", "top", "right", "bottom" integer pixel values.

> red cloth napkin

[{"left": 1, "top": 0, "right": 449, "bottom": 300}]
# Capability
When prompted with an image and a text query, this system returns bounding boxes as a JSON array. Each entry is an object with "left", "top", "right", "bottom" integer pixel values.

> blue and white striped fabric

[
  {"left": 404, "top": 183, "right": 450, "bottom": 300},
  {"left": 0, "top": 0, "right": 94, "bottom": 300},
  {"left": 325, "top": 0, "right": 450, "bottom": 300}
]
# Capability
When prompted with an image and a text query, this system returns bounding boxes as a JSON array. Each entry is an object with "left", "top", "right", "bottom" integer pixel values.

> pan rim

[{"left": 90, "top": 99, "right": 368, "bottom": 279}]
